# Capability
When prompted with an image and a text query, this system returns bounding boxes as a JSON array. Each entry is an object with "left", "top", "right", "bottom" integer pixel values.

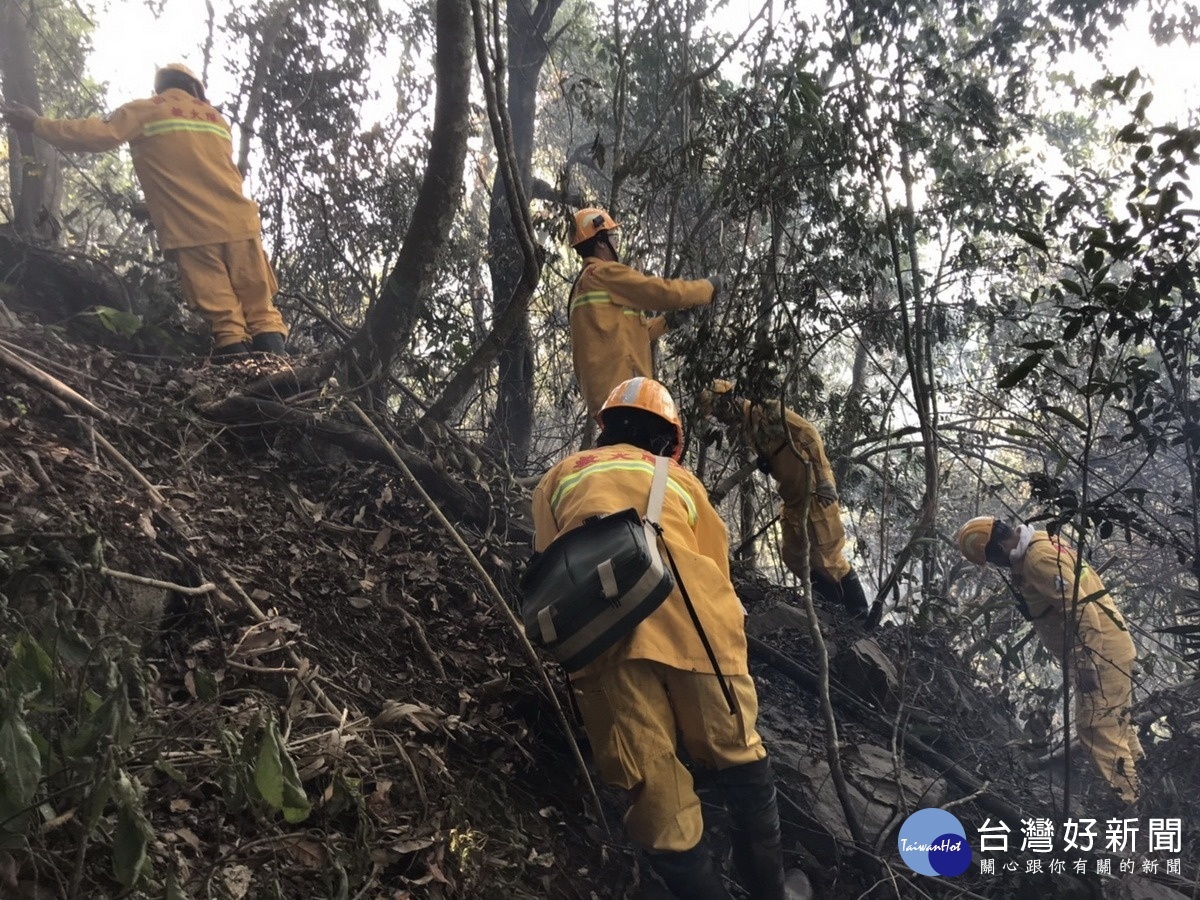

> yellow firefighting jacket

[
  {"left": 570, "top": 258, "right": 713, "bottom": 417},
  {"left": 531, "top": 444, "right": 748, "bottom": 677},
  {"left": 738, "top": 400, "right": 838, "bottom": 515},
  {"left": 1013, "top": 532, "right": 1136, "bottom": 669},
  {"left": 33, "top": 88, "right": 261, "bottom": 250}
]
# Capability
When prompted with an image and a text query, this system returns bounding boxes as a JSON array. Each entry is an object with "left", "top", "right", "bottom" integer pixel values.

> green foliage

[
  {"left": 0, "top": 540, "right": 153, "bottom": 883},
  {"left": 255, "top": 717, "right": 312, "bottom": 823},
  {"left": 0, "top": 704, "right": 41, "bottom": 836},
  {"left": 87, "top": 305, "right": 144, "bottom": 338},
  {"left": 219, "top": 717, "right": 312, "bottom": 823},
  {"left": 111, "top": 771, "right": 152, "bottom": 886}
]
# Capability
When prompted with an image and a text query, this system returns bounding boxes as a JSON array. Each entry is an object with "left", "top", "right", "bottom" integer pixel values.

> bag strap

[
  {"left": 646, "top": 455, "right": 670, "bottom": 525},
  {"left": 658, "top": 537, "right": 737, "bottom": 714},
  {"left": 645, "top": 457, "right": 736, "bottom": 715}
]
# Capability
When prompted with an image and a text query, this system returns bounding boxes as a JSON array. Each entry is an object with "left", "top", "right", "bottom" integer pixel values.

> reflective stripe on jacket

[
  {"left": 569, "top": 257, "right": 713, "bottom": 417},
  {"left": 33, "top": 88, "right": 261, "bottom": 249},
  {"left": 1014, "top": 533, "right": 1136, "bottom": 668},
  {"left": 531, "top": 444, "right": 748, "bottom": 677}
]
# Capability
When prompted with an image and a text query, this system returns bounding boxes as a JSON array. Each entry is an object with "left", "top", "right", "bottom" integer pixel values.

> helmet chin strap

[{"left": 601, "top": 234, "right": 620, "bottom": 263}]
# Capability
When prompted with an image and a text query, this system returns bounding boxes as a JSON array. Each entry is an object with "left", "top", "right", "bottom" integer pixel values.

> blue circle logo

[{"left": 897, "top": 809, "right": 972, "bottom": 876}]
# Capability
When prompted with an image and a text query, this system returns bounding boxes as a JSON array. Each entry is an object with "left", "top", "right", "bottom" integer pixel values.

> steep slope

[{"left": 1, "top": 307, "right": 1196, "bottom": 900}]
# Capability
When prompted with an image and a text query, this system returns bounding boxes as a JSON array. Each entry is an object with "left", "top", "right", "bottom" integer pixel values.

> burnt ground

[{"left": 1, "top": 314, "right": 1198, "bottom": 899}]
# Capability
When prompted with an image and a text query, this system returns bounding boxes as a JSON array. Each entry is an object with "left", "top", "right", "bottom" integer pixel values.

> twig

[
  {"left": 92, "top": 430, "right": 167, "bottom": 508},
  {"left": 223, "top": 660, "right": 301, "bottom": 675},
  {"left": 796, "top": 459, "right": 867, "bottom": 847},
  {"left": 21, "top": 449, "right": 56, "bottom": 492},
  {"left": 0, "top": 342, "right": 112, "bottom": 421},
  {"left": 221, "top": 574, "right": 351, "bottom": 725},
  {"left": 346, "top": 400, "right": 609, "bottom": 835},
  {"left": 941, "top": 782, "right": 992, "bottom": 810},
  {"left": 97, "top": 566, "right": 216, "bottom": 595},
  {"left": 390, "top": 735, "right": 429, "bottom": 815},
  {"left": 401, "top": 607, "right": 448, "bottom": 681},
  {"left": 0, "top": 336, "right": 111, "bottom": 389}
]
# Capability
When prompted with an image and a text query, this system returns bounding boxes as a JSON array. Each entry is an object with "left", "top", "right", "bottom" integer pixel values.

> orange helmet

[
  {"left": 697, "top": 378, "right": 737, "bottom": 420},
  {"left": 155, "top": 63, "right": 206, "bottom": 100},
  {"left": 571, "top": 207, "right": 619, "bottom": 247},
  {"left": 157, "top": 62, "right": 203, "bottom": 85},
  {"left": 599, "top": 377, "right": 684, "bottom": 461},
  {"left": 957, "top": 516, "right": 996, "bottom": 566}
]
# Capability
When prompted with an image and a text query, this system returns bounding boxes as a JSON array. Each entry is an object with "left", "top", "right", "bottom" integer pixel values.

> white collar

[{"left": 1009, "top": 524, "right": 1034, "bottom": 564}]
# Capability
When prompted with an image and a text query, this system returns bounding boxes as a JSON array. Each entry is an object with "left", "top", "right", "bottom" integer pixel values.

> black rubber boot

[
  {"left": 809, "top": 568, "right": 842, "bottom": 608},
  {"left": 718, "top": 758, "right": 810, "bottom": 900},
  {"left": 838, "top": 569, "right": 870, "bottom": 618},
  {"left": 212, "top": 341, "right": 251, "bottom": 363},
  {"left": 646, "top": 840, "right": 734, "bottom": 900},
  {"left": 811, "top": 568, "right": 870, "bottom": 619},
  {"left": 251, "top": 331, "right": 287, "bottom": 355}
]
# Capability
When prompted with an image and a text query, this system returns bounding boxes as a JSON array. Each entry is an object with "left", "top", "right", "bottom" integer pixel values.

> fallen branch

[
  {"left": 0, "top": 342, "right": 112, "bottom": 421},
  {"left": 708, "top": 457, "right": 759, "bottom": 505},
  {"left": 238, "top": 363, "right": 333, "bottom": 402},
  {"left": 98, "top": 566, "right": 216, "bottom": 596},
  {"left": 346, "top": 400, "right": 609, "bottom": 836},
  {"left": 749, "top": 636, "right": 1028, "bottom": 825},
  {"left": 198, "top": 395, "right": 490, "bottom": 526}
]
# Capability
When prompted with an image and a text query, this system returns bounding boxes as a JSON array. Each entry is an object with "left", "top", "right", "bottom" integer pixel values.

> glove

[
  {"left": 1076, "top": 664, "right": 1101, "bottom": 694},
  {"left": 2, "top": 103, "right": 39, "bottom": 133},
  {"left": 707, "top": 274, "right": 723, "bottom": 304},
  {"left": 663, "top": 308, "right": 696, "bottom": 331}
]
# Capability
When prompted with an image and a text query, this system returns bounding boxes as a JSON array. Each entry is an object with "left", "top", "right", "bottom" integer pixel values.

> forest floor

[{"left": 1, "top": 309, "right": 1198, "bottom": 899}]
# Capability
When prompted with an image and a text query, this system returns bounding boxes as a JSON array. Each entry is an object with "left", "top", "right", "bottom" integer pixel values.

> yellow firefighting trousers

[
  {"left": 779, "top": 507, "right": 851, "bottom": 583},
  {"left": 173, "top": 236, "right": 287, "bottom": 347},
  {"left": 572, "top": 660, "right": 765, "bottom": 852},
  {"left": 1076, "top": 658, "right": 1143, "bottom": 804}
]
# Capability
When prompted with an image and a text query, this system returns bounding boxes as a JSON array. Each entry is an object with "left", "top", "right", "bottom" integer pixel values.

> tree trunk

[
  {"left": 236, "top": 0, "right": 290, "bottom": 178},
  {"left": 484, "top": 0, "right": 563, "bottom": 467},
  {"left": 342, "top": 0, "right": 473, "bottom": 386},
  {"left": 0, "top": 0, "right": 61, "bottom": 241}
]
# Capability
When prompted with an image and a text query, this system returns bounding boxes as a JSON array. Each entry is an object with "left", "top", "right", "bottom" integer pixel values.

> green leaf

[
  {"left": 1045, "top": 405, "right": 1087, "bottom": 429},
  {"left": 254, "top": 720, "right": 311, "bottom": 824},
  {"left": 0, "top": 709, "right": 42, "bottom": 815},
  {"left": 154, "top": 760, "right": 187, "bottom": 785},
  {"left": 86, "top": 772, "right": 113, "bottom": 831},
  {"left": 91, "top": 306, "right": 143, "bottom": 338},
  {"left": 997, "top": 353, "right": 1044, "bottom": 389},
  {"left": 1015, "top": 227, "right": 1047, "bottom": 251},
  {"left": 6, "top": 634, "right": 55, "bottom": 704},
  {"left": 111, "top": 772, "right": 151, "bottom": 887},
  {"left": 165, "top": 865, "right": 192, "bottom": 900}
]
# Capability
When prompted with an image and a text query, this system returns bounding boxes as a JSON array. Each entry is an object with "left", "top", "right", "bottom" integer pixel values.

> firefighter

[
  {"left": 3, "top": 64, "right": 288, "bottom": 360},
  {"left": 957, "top": 516, "right": 1142, "bottom": 804},
  {"left": 532, "top": 377, "right": 810, "bottom": 900},
  {"left": 702, "top": 380, "right": 869, "bottom": 618},
  {"left": 568, "top": 207, "right": 719, "bottom": 418}
]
